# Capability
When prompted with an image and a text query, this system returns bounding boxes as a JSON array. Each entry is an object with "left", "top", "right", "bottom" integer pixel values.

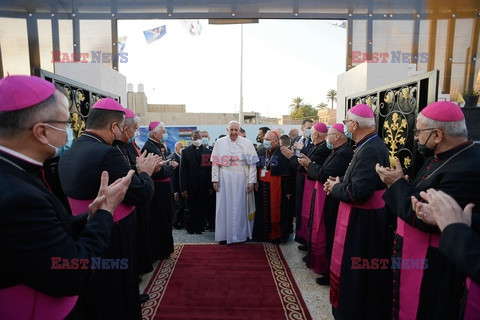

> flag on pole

[
  {"left": 329, "top": 21, "right": 346, "bottom": 29},
  {"left": 118, "top": 36, "right": 127, "bottom": 53},
  {"left": 182, "top": 20, "right": 202, "bottom": 35},
  {"left": 143, "top": 26, "right": 167, "bottom": 44}
]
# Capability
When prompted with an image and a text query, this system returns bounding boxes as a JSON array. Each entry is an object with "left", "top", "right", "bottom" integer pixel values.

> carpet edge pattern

[
  {"left": 142, "top": 244, "right": 184, "bottom": 320},
  {"left": 265, "top": 243, "right": 311, "bottom": 320}
]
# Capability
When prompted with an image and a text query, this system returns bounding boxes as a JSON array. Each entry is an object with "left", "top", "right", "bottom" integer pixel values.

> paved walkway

[{"left": 139, "top": 229, "right": 334, "bottom": 320}]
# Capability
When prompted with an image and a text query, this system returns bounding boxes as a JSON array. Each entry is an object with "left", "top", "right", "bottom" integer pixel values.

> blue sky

[{"left": 118, "top": 19, "right": 346, "bottom": 118}]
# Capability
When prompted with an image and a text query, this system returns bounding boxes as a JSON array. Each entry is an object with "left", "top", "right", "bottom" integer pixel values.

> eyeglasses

[
  {"left": 44, "top": 119, "right": 75, "bottom": 125},
  {"left": 342, "top": 119, "right": 353, "bottom": 125},
  {"left": 413, "top": 128, "right": 437, "bottom": 137}
]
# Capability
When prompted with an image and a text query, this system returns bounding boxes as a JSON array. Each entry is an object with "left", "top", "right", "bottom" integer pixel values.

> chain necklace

[
  {"left": 148, "top": 139, "right": 165, "bottom": 159},
  {"left": 416, "top": 142, "right": 476, "bottom": 186},
  {"left": 0, "top": 155, "right": 26, "bottom": 172},
  {"left": 82, "top": 132, "right": 107, "bottom": 144}
]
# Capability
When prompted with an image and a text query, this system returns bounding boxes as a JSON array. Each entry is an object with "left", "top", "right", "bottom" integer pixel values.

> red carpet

[{"left": 142, "top": 244, "right": 312, "bottom": 320}]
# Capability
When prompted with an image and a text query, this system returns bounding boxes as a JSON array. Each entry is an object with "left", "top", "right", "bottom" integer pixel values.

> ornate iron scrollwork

[{"left": 346, "top": 72, "right": 438, "bottom": 179}]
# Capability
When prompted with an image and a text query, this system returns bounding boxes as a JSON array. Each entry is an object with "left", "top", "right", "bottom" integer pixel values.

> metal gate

[
  {"left": 35, "top": 69, "right": 120, "bottom": 139},
  {"left": 346, "top": 70, "right": 439, "bottom": 179}
]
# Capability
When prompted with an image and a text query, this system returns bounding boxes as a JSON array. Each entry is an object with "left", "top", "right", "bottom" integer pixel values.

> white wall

[
  {"left": 337, "top": 63, "right": 421, "bottom": 120},
  {"left": 54, "top": 63, "right": 127, "bottom": 105}
]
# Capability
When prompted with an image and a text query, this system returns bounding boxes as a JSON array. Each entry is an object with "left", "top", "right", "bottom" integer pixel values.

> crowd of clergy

[{"left": 0, "top": 74, "right": 479, "bottom": 320}]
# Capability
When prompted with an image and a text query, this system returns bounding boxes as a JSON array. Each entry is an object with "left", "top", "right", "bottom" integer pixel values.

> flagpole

[{"left": 239, "top": 24, "right": 244, "bottom": 126}]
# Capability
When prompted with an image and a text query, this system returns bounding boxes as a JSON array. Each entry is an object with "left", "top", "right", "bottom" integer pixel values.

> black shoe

[
  {"left": 316, "top": 276, "right": 330, "bottom": 286},
  {"left": 302, "top": 256, "right": 308, "bottom": 262},
  {"left": 139, "top": 293, "right": 150, "bottom": 303},
  {"left": 298, "top": 244, "right": 308, "bottom": 251},
  {"left": 187, "top": 230, "right": 195, "bottom": 234},
  {"left": 219, "top": 240, "right": 227, "bottom": 245}
]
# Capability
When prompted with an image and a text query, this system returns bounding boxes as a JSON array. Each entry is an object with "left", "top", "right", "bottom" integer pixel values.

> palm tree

[
  {"left": 326, "top": 89, "right": 337, "bottom": 109},
  {"left": 316, "top": 102, "right": 328, "bottom": 109},
  {"left": 290, "top": 96, "right": 303, "bottom": 111}
]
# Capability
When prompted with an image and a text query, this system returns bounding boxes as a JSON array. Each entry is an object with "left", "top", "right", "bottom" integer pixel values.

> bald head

[
  {"left": 264, "top": 130, "right": 279, "bottom": 149},
  {"left": 327, "top": 126, "right": 347, "bottom": 149},
  {"left": 174, "top": 141, "right": 185, "bottom": 154}
]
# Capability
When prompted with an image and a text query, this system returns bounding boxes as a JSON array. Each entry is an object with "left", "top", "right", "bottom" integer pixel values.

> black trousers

[
  {"left": 172, "top": 195, "right": 185, "bottom": 228},
  {"left": 185, "top": 194, "right": 209, "bottom": 233}
]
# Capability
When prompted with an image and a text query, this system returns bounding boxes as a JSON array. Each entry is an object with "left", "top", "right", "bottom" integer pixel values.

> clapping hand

[{"left": 88, "top": 170, "right": 135, "bottom": 219}]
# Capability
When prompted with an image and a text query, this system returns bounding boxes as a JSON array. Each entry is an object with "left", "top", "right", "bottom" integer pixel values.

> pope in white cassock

[{"left": 211, "top": 121, "right": 258, "bottom": 244}]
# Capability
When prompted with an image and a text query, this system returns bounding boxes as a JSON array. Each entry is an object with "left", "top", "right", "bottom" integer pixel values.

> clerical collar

[
  {"left": 435, "top": 140, "right": 473, "bottom": 160},
  {"left": 0, "top": 145, "right": 43, "bottom": 168}
]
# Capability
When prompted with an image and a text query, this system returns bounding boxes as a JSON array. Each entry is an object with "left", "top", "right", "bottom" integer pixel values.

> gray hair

[
  {"left": 124, "top": 116, "right": 139, "bottom": 128},
  {"left": 347, "top": 111, "right": 376, "bottom": 128},
  {"left": 148, "top": 121, "right": 165, "bottom": 138},
  {"left": 417, "top": 113, "right": 468, "bottom": 138}
]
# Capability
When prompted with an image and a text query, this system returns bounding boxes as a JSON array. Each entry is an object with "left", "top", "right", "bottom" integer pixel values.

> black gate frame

[
  {"left": 345, "top": 70, "right": 439, "bottom": 179},
  {"left": 35, "top": 68, "right": 121, "bottom": 139}
]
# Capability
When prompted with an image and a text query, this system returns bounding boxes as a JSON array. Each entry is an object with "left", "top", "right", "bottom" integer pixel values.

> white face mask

[
  {"left": 192, "top": 139, "right": 202, "bottom": 147},
  {"left": 45, "top": 124, "right": 68, "bottom": 157}
]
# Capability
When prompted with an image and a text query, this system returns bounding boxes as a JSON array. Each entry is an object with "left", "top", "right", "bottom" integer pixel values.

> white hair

[
  {"left": 417, "top": 113, "right": 467, "bottom": 137},
  {"left": 148, "top": 121, "right": 165, "bottom": 138},
  {"left": 347, "top": 111, "right": 376, "bottom": 128},
  {"left": 227, "top": 120, "right": 240, "bottom": 128}
]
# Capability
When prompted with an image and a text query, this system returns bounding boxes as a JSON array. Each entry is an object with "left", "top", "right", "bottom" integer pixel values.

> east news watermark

[
  {"left": 51, "top": 257, "right": 128, "bottom": 270},
  {"left": 52, "top": 51, "right": 128, "bottom": 64},
  {"left": 352, "top": 257, "right": 428, "bottom": 270},
  {"left": 352, "top": 51, "right": 429, "bottom": 64}
]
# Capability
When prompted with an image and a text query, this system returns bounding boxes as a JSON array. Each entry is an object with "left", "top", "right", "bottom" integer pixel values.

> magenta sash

[
  {"left": 465, "top": 278, "right": 480, "bottom": 319},
  {"left": 0, "top": 284, "right": 77, "bottom": 320},
  {"left": 330, "top": 189, "right": 385, "bottom": 308},
  {"left": 396, "top": 219, "right": 440, "bottom": 320},
  {"left": 67, "top": 197, "right": 134, "bottom": 223},
  {"left": 296, "top": 173, "right": 315, "bottom": 243},
  {"left": 309, "top": 181, "right": 328, "bottom": 274},
  {"left": 153, "top": 177, "right": 170, "bottom": 183}
]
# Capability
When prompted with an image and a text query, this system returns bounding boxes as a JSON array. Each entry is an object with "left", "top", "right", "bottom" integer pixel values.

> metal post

[{"left": 239, "top": 24, "right": 244, "bottom": 125}]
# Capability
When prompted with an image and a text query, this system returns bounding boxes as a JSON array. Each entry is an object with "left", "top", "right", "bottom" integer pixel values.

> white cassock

[{"left": 211, "top": 136, "right": 258, "bottom": 243}]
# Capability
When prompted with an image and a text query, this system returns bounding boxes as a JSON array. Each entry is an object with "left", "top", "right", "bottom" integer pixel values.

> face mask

[
  {"left": 263, "top": 140, "right": 272, "bottom": 149},
  {"left": 256, "top": 136, "right": 261, "bottom": 143},
  {"left": 113, "top": 123, "right": 124, "bottom": 141},
  {"left": 344, "top": 125, "right": 353, "bottom": 140},
  {"left": 161, "top": 133, "right": 168, "bottom": 143},
  {"left": 305, "top": 129, "right": 311, "bottom": 138},
  {"left": 192, "top": 139, "right": 202, "bottom": 147},
  {"left": 128, "top": 131, "right": 139, "bottom": 144},
  {"left": 326, "top": 140, "right": 334, "bottom": 150},
  {"left": 416, "top": 131, "right": 436, "bottom": 158},
  {"left": 45, "top": 124, "right": 68, "bottom": 157},
  {"left": 202, "top": 138, "right": 209, "bottom": 146}
]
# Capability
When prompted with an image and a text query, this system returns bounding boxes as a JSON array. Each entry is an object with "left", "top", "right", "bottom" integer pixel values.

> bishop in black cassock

[{"left": 59, "top": 99, "right": 154, "bottom": 320}]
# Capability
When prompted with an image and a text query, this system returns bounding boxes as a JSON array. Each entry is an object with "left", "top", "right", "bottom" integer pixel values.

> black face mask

[
  {"left": 256, "top": 136, "right": 261, "bottom": 143},
  {"left": 416, "top": 131, "right": 436, "bottom": 159}
]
